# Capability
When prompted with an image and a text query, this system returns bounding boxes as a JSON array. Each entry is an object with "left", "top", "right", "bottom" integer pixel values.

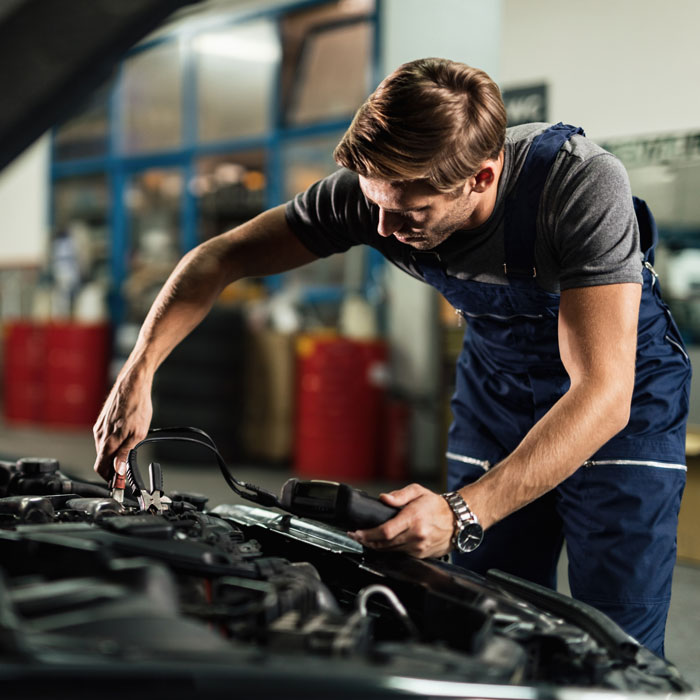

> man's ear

[{"left": 471, "top": 166, "right": 496, "bottom": 193}]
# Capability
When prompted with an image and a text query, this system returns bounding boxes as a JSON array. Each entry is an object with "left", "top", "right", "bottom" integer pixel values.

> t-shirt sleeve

[
  {"left": 284, "top": 168, "right": 374, "bottom": 257},
  {"left": 542, "top": 152, "right": 643, "bottom": 290}
]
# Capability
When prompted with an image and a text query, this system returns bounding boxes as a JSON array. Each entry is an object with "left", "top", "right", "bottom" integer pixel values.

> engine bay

[{"left": 0, "top": 453, "right": 694, "bottom": 699}]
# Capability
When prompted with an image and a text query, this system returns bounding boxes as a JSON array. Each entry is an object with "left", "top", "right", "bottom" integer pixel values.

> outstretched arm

[
  {"left": 93, "top": 205, "right": 318, "bottom": 480},
  {"left": 352, "top": 282, "right": 641, "bottom": 557}
]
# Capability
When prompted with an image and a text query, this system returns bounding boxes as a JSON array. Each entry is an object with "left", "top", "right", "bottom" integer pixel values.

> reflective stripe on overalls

[{"left": 414, "top": 123, "right": 691, "bottom": 657}]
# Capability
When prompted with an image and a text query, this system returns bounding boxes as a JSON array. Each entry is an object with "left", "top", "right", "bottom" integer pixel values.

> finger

[
  {"left": 379, "top": 483, "right": 427, "bottom": 507},
  {"left": 93, "top": 436, "right": 129, "bottom": 482},
  {"left": 104, "top": 456, "right": 128, "bottom": 489},
  {"left": 359, "top": 528, "right": 413, "bottom": 549},
  {"left": 361, "top": 525, "right": 450, "bottom": 559},
  {"left": 113, "top": 456, "right": 128, "bottom": 476},
  {"left": 355, "top": 527, "right": 435, "bottom": 557},
  {"left": 112, "top": 446, "right": 131, "bottom": 474},
  {"left": 93, "top": 443, "right": 114, "bottom": 481},
  {"left": 351, "top": 508, "right": 415, "bottom": 544},
  {"left": 354, "top": 522, "right": 410, "bottom": 545}
]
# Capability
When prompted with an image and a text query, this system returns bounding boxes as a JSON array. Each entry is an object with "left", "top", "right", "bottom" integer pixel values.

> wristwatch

[{"left": 441, "top": 491, "right": 484, "bottom": 553}]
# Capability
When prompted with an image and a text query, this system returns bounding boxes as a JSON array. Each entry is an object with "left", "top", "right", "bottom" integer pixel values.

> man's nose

[{"left": 377, "top": 208, "right": 403, "bottom": 237}]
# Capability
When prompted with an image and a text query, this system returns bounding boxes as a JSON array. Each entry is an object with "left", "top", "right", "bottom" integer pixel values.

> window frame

[{"left": 50, "top": 0, "right": 381, "bottom": 325}]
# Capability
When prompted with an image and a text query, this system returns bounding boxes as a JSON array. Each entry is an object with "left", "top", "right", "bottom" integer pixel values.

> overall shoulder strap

[{"left": 504, "top": 122, "right": 585, "bottom": 280}]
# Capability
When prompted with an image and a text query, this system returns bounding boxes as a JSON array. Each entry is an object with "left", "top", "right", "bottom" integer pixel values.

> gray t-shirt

[{"left": 285, "top": 123, "right": 643, "bottom": 293}]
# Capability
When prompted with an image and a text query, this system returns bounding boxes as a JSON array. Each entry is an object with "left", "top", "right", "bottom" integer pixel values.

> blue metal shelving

[{"left": 50, "top": 0, "right": 382, "bottom": 326}]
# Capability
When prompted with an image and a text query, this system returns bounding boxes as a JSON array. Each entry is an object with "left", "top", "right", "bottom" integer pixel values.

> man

[{"left": 93, "top": 58, "right": 690, "bottom": 657}]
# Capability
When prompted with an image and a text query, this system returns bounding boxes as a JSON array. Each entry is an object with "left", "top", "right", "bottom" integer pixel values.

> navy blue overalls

[{"left": 415, "top": 124, "right": 691, "bottom": 657}]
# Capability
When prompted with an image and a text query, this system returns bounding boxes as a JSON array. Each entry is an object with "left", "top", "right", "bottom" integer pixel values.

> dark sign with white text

[{"left": 502, "top": 84, "right": 548, "bottom": 127}]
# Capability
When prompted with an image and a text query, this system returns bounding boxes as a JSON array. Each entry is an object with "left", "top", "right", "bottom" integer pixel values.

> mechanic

[{"left": 93, "top": 58, "right": 691, "bottom": 658}]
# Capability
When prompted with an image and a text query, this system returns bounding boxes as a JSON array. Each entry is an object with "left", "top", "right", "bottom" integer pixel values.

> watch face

[{"left": 457, "top": 522, "right": 484, "bottom": 553}]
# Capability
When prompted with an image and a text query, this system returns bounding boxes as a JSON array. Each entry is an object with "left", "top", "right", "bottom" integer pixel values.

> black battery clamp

[{"left": 125, "top": 427, "right": 399, "bottom": 531}]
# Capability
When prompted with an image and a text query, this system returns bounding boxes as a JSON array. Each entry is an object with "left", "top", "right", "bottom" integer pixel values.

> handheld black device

[
  {"left": 125, "top": 428, "right": 400, "bottom": 531},
  {"left": 279, "top": 478, "right": 399, "bottom": 530}
]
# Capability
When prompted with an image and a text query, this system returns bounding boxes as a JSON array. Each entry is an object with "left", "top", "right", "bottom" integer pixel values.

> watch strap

[{"left": 442, "top": 491, "right": 480, "bottom": 550}]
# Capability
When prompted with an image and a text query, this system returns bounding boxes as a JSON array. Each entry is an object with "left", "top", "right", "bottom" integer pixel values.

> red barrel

[
  {"left": 294, "top": 334, "right": 387, "bottom": 480},
  {"left": 3, "top": 322, "right": 46, "bottom": 423},
  {"left": 378, "top": 397, "right": 411, "bottom": 483},
  {"left": 42, "top": 322, "right": 110, "bottom": 427}
]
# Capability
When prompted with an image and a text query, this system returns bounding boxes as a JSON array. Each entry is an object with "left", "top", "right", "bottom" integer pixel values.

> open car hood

[{"left": 0, "top": 0, "right": 200, "bottom": 171}]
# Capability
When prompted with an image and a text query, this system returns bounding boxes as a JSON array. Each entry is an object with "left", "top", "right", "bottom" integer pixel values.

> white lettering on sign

[
  {"left": 603, "top": 133, "right": 700, "bottom": 168},
  {"left": 506, "top": 95, "right": 544, "bottom": 124}
]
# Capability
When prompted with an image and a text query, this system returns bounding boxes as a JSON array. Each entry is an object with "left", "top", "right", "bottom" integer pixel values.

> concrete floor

[{"left": 1, "top": 420, "right": 699, "bottom": 687}]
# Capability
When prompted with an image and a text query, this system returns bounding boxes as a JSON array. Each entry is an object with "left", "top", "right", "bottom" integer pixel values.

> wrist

[
  {"left": 458, "top": 481, "right": 494, "bottom": 530},
  {"left": 441, "top": 491, "right": 484, "bottom": 553},
  {"left": 117, "top": 350, "right": 156, "bottom": 391}
]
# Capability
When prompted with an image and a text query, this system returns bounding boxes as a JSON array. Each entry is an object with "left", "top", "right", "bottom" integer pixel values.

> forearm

[{"left": 460, "top": 376, "right": 632, "bottom": 530}]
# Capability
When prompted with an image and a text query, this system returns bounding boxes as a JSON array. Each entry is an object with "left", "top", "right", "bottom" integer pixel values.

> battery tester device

[
  {"left": 123, "top": 428, "right": 400, "bottom": 531},
  {"left": 278, "top": 478, "right": 399, "bottom": 530}
]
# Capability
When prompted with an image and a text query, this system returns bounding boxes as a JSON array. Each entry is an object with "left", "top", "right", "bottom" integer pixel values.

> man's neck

[{"left": 463, "top": 149, "right": 505, "bottom": 229}]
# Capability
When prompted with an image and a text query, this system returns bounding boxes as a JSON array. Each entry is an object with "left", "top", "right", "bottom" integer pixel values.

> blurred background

[{"left": 0, "top": 0, "right": 699, "bottom": 676}]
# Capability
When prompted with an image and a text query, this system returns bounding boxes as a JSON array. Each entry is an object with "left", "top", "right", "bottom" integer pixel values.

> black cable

[
  {"left": 56, "top": 470, "right": 113, "bottom": 497},
  {"left": 127, "top": 427, "right": 281, "bottom": 508}
]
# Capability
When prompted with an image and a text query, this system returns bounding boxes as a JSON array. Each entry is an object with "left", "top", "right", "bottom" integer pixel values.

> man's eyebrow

[{"left": 362, "top": 193, "right": 427, "bottom": 212}]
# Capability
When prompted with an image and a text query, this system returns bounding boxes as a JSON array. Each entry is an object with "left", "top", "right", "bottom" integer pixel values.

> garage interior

[{"left": 0, "top": 0, "right": 699, "bottom": 689}]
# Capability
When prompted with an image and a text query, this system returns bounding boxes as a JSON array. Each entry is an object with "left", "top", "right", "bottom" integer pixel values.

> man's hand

[
  {"left": 348, "top": 483, "right": 455, "bottom": 558},
  {"left": 93, "top": 367, "right": 153, "bottom": 482}
]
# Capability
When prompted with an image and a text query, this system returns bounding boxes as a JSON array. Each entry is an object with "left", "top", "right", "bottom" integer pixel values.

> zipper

[
  {"left": 456, "top": 308, "right": 544, "bottom": 321},
  {"left": 583, "top": 458, "right": 686, "bottom": 471},
  {"left": 445, "top": 452, "right": 491, "bottom": 471},
  {"left": 665, "top": 334, "right": 689, "bottom": 362}
]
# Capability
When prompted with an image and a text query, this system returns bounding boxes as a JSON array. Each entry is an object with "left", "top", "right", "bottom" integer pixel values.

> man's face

[{"left": 358, "top": 176, "right": 478, "bottom": 250}]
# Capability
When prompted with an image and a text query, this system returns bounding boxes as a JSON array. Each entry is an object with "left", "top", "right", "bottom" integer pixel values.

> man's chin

[
  {"left": 407, "top": 241, "right": 434, "bottom": 250},
  {"left": 394, "top": 235, "right": 432, "bottom": 249}
]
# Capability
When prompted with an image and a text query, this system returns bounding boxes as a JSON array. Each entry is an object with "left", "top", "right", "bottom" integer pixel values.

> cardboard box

[
  {"left": 241, "top": 329, "right": 296, "bottom": 463},
  {"left": 677, "top": 428, "right": 700, "bottom": 563}
]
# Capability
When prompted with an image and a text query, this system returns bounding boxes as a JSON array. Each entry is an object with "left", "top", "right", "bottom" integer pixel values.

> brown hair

[{"left": 334, "top": 57, "right": 506, "bottom": 193}]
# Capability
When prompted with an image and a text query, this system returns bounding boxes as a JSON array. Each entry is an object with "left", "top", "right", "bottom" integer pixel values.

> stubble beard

[{"left": 405, "top": 193, "right": 476, "bottom": 250}]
